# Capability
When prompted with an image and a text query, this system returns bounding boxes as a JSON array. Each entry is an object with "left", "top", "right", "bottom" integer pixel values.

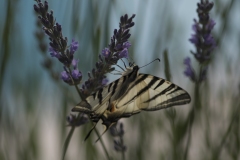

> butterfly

[{"left": 72, "top": 64, "right": 191, "bottom": 140}]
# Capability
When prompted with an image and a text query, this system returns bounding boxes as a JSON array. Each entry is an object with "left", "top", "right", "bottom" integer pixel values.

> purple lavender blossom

[
  {"left": 61, "top": 71, "right": 70, "bottom": 82},
  {"left": 109, "top": 122, "right": 126, "bottom": 153},
  {"left": 66, "top": 114, "right": 88, "bottom": 126},
  {"left": 206, "top": 19, "right": 216, "bottom": 31},
  {"left": 72, "top": 59, "right": 79, "bottom": 69},
  {"left": 115, "top": 42, "right": 131, "bottom": 51},
  {"left": 72, "top": 69, "right": 82, "bottom": 80},
  {"left": 123, "top": 42, "right": 131, "bottom": 49},
  {"left": 188, "top": 1, "right": 216, "bottom": 64},
  {"left": 70, "top": 39, "right": 79, "bottom": 54},
  {"left": 184, "top": 0, "right": 215, "bottom": 83},
  {"left": 118, "top": 48, "right": 128, "bottom": 58},
  {"left": 49, "top": 47, "right": 61, "bottom": 58},
  {"left": 102, "top": 48, "right": 111, "bottom": 57},
  {"left": 102, "top": 78, "right": 109, "bottom": 86}
]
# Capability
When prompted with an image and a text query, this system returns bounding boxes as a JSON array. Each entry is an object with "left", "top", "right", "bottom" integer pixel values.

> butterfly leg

[{"left": 84, "top": 121, "right": 99, "bottom": 141}]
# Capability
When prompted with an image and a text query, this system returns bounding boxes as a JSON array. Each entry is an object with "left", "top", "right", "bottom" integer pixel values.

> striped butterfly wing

[
  {"left": 72, "top": 72, "right": 135, "bottom": 118},
  {"left": 72, "top": 65, "right": 191, "bottom": 141},
  {"left": 104, "top": 74, "right": 191, "bottom": 120}
]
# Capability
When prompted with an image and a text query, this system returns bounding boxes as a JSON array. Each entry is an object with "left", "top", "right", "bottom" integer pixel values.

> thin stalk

[
  {"left": 61, "top": 125, "right": 75, "bottom": 160},
  {"left": 183, "top": 73, "right": 201, "bottom": 160},
  {"left": 120, "top": 137, "right": 125, "bottom": 160},
  {"left": 92, "top": 122, "right": 112, "bottom": 160},
  {"left": 212, "top": 103, "right": 240, "bottom": 160}
]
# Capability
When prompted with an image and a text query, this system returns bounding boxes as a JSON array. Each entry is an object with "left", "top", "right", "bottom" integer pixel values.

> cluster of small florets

[
  {"left": 81, "top": 14, "right": 135, "bottom": 96},
  {"left": 34, "top": 0, "right": 82, "bottom": 86},
  {"left": 109, "top": 122, "right": 127, "bottom": 152},
  {"left": 184, "top": 0, "right": 216, "bottom": 83},
  {"left": 66, "top": 113, "right": 89, "bottom": 127}
]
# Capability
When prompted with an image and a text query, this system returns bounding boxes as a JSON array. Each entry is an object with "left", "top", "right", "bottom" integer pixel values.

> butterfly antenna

[
  {"left": 139, "top": 58, "right": 161, "bottom": 68},
  {"left": 83, "top": 122, "right": 98, "bottom": 141}
]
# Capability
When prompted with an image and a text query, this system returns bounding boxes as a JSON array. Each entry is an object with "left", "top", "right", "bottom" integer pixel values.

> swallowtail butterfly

[{"left": 72, "top": 64, "right": 191, "bottom": 140}]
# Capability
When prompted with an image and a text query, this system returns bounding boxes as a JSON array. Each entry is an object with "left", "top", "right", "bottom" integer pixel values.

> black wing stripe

[
  {"left": 143, "top": 93, "right": 191, "bottom": 111},
  {"left": 108, "top": 82, "right": 113, "bottom": 93},
  {"left": 144, "top": 83, "right": 176, "bottom": 103},
  {"left": 167, "top": 86, "right": 182, "bottom": 95},
  {"left": 92, "top": 93, "right": 97, "bottom": 100},
  {"left": 158, "top": 93, "right": 191, "bottom": 106},
  {"left": 153, "top": 79, "right": 165, "bottom": 90},
  {"left": 128, "top": 74, "right": 148, "bottom": 91},
  {"left": 111, "top": 78, "right": 119, "bottom": 96},
  {"left": 122, "top": 75, "right": 127, "bottom": 84},
  {"left": 97, "top": 88, "right": 103, "bottom": 104},
  {"left": 160, "top": 84, "right": 176, "bottom": 94},
  {"left": 123, "top": 76, "right": 159, "bottom": 105}
]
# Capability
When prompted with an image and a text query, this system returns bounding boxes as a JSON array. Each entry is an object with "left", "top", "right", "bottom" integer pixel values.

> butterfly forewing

[
  {"left": 110, "top": 74, "right": 191, "bottom": 115},
  {"left": 139, "top": 74, "right": 191, "bottom": 110}
]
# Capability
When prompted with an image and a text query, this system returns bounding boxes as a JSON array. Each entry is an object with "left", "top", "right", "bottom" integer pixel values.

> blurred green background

[{"left": 0, "top": 0, "right": 239, "bottom": 160}]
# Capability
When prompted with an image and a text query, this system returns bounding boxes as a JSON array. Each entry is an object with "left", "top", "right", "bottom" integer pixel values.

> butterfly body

[{"left": 72, "top": 65, "right": 191, "bottom": 130}]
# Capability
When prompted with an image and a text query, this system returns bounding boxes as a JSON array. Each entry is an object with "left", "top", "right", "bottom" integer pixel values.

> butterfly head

[{"left": 122, "top": 64, "right": 139, "bottom": 76}]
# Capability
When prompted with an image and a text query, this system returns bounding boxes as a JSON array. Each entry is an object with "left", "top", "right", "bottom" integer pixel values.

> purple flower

[
  {"left": 102, "top": 48, "right": 111, "bottom": 57},
  {"left": 189, "top": 34, "right": 199, "bottom": 45},
  {"left": 49, "top": 47, "right": 61, "bottom": 58},
  {"left": 183, "top": 57, "right": 195, "bottom": 82},
  {"left": 70, "top": 39, "right": 79, "bottom": 54},
  {"left": 109, "top": 122, "right": 127, "bottom": 152},
  {"left": 72, "top": 69, "right": 82, "bottom": 80},
  {"left": 72, "top": 59, "right": 79, "bottom": 69},
  {"left": 192, "top": 20, "right": 199, "bottom": 32},
  {"left": 206, "top": 19, "right": 216, "bottom": 31},
  {"left": 203, "top": 34, "right": 216, "bottom": 47},
  {"left": 102, "top": 78, "right": 108, "bottom": 86},
  {"left": 118, "top": 48, "right": 128, "bottom": 58},
  {"left": 61, "top": 71, "right": 70, "bottom": 82},
  {"left": 66, "top": 114, "right": 89, "bottom": 126},
  {"left": 123, "top": 42, "right": 131, "bottom": 49},
  {"left": 115, "top": 42, "right": 131, "bottom": 51}
]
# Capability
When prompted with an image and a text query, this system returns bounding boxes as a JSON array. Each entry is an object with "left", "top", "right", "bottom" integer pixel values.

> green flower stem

[
  {"left": 120, "top": 137, "right": 125, "bottom": 160},
  {"left": 62, "top": 124, "right": 76, "bottom": 160},
  {"left": 183, "top": 71, "right": 201, "bottom": 160},
  {"left": 91, "top": 121, "right": 112, "bottom": 160}
]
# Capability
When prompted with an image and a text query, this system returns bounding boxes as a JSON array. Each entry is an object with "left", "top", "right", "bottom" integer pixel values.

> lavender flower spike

[
  {"left": 184, "top": 0, "right": 216, "bottom": 83},
  {"left": 80, "top": 14, "right": 135, "bottom": 96}
]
